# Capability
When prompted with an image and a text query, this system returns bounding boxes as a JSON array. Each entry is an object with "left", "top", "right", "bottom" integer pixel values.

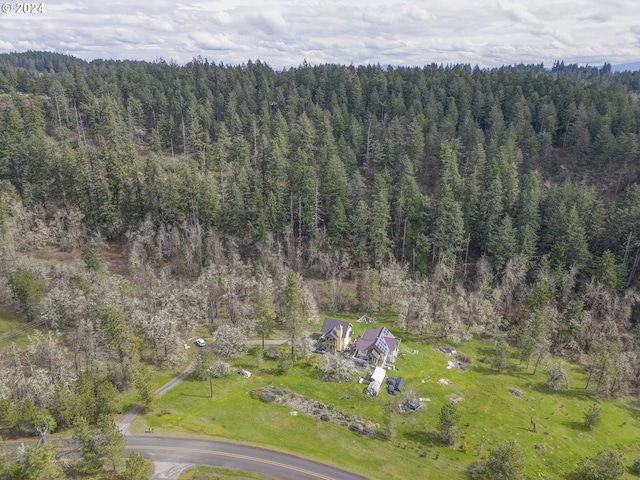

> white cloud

[
  {"left": 248, "top": 11, "right": 287, "bottom": 35},
  {"left": 498, "top": 1, "right": 540, "bottom": 26},
  {"left": 0, "top": 0, "right": 638, "bottom": 68},
  {"left": 189, "top": 32, "right": 235, "bottom": 51}
]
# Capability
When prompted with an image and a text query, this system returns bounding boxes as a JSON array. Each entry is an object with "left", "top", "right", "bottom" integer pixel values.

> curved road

[
  {"left": 118, "top": 341, "right": 368, "bottom": 480},
  {"left": 127, "top": 435, "right": 368, "bottom": 480}
]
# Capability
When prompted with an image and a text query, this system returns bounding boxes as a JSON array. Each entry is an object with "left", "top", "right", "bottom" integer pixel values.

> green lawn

[
  {"left": 178, "top": 466, "right": 279, "bottom": 479},
  {"left": 141, "top": 321, "right": 640, "bottom": 480},
  {"left": 0, "top": 306, "right": 33, "bottom": 347}
]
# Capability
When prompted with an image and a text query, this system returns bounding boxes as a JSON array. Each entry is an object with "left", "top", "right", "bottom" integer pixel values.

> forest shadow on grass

[
  {"left": 468, "top": 363, "right": 498, "bottom": 376},
  {"left": 529, "top": 382, "right": 589, "bottom": 400},
  {"left": 474, "top": 347, "right": 494, "bottom": 359},
  {"left": 402, "top": 429, "right": 451, "bottom": 448},
  {"left": 562, "top": 420, "right": 590, "bottom": 432}
]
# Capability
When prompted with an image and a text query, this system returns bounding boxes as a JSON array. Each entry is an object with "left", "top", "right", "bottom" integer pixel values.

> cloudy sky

[{"left": 0, "top": 0, "right": 639, "bottom": 68}]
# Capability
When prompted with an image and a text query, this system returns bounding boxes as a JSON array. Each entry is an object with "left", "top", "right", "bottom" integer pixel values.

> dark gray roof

[
  {"left": 320, "top": 318, "right": 352, "bottom": 339},
  {"left": 356, "top": 327, "right": 398, "bottom": 356}
]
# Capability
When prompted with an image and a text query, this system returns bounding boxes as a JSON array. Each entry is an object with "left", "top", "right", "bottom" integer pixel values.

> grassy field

[
  {"left": 140, "top": 318, "right": 640, "bottom": 479},
  {"left": 0, "top": 306, "right": 35, "bottom": 348},
  {"left": 178, "top": 466, "right": 279, "bottom": 479}
]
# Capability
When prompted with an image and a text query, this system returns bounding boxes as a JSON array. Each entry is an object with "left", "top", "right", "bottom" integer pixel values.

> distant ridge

[
  {"left": 612, "top": 61, "right": 640, "bottom": 72},
  {"left": 1, "top": 50, "right": 640, "bottom": 76}
]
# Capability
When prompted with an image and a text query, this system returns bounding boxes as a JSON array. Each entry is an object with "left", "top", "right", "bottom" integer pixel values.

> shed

[
  {"left": 371, "top": 366, "right": 386, "bottom": 384},
  {"left": 367, "top": 380, "right": 382, "bottom": 396},
  {"left": 366, "top": 366, "right": 386, "bottom": 397}
]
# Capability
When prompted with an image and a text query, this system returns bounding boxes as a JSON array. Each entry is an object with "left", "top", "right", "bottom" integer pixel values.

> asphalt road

[{"left": 126, "top": 435, "right": 369, "bottom": 480}]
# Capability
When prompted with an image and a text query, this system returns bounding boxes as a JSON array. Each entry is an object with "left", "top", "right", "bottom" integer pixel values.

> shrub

[
  {"left": 584, "top": 403, "right": 601, "bottom": 429},
  {"left": 483, "top": 441, "right": 526, "bottom": 480},
  {"left": 545, "top": 362, "right": 569, "bottom": 390},
  {"left": 264, "top": 347, "right": 282, "bottom": 359},
  {"left": 191, "top": 349, "right": 214, "bottom": 381},
  {"left": 574, "top": 449, "right": 624, "bottom": 480},
  {"left": 466, "top": 461, "right": 486, "bottom": 479},
  {"left": 212, "top": 360, "right": 232, "bottom": 378},
  {"left": 277, "top": 354, "right": 293, "bottom": 373}
]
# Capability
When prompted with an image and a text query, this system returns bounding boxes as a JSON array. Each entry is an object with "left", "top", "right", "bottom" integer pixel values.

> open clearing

[{"left": 139, "top": 317, "right": 640, "bottom": 479}]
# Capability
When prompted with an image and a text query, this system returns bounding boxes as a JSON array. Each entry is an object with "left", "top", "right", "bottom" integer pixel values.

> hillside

[{"left": 0, "top": 51, "right": 639, "bottom": 478}]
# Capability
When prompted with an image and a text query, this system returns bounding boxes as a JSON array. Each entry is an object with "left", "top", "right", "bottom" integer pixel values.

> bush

[
  {"left": 545, "top": 362, "right": 569, "bottom": 390},
  {"left": 277, "top": 354, "right": 293, "bottom": 373},
  {"left": 264, "top": 347, "right": 282, "bottom": 359},
  {"left": 483, "top": 441, "right": 526, "bottom": 480},
  {"left": 574, "top": 449, "right": 624, "bottom": 480},
  {"left": 584, "top": 403, "right": 601, "bottom": 429},
  {"left": 191, "top": 349, "right": 214, "bottom": 381},
  {"left": 212, "top": 360, "right": 232, "bottom": 378},
  {"left": 632, "top": 457, "right": 640, "bottom": 474},
  {"left": 466, "top": 460, "right": 486, "bottom": 479}
]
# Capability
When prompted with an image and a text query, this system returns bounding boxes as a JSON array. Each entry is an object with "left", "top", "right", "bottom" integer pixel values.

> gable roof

[
  {"left": 356, "top": 327, "right": 397, "bottom": 354},
  {"left": 320, "top": 318, "right": 352, "bottom": 339}
]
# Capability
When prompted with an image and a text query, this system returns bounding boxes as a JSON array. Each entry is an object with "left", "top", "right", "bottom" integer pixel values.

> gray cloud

[
  {"left": 579, "top": 13, "right": 612, "bottom": 23},
  {"left": 0, "top": 0, "right": 637, "bottom": 68}
]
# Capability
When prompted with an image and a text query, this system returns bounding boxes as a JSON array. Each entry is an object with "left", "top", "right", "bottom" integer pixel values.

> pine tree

[
  {"left": 483, "top": 441, "right": 526, "bottom": 480},
  {"left": 96, "top": 414, "right": 126, "bottom": 472},
  {"left": 255, "top": 288, "right": 276, "bottom": 349},
  {"left": 120, "top": 451, "right": 151, "bottom": 480},
  {"left": 369, "top": 174, "right": 391, "bottom": 267},
  {"left": 430, "top": 142, "right": 465, "bottom": 266},
  {"left": 438, "top": 402, "right": 460, "bottom": 446},
  {"left": 487, "top": 215, "right": 517, "bottom": 271},
  {"left": 284, "top": 270, "right": 304, "bottom": 358}
]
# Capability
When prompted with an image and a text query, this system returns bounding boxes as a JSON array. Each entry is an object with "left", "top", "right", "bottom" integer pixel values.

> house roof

[
  {"left": 320, "top": 318, "right": 352, "bottom": 339},
  {"left": 385, "top": 337, "right": 399, "bottom": 352},
  {"left": 355, "top": 337, "right": 375, "bottom": 351},
  {"left": 356, "top": 327, "right": 398, "bottom": 355}
]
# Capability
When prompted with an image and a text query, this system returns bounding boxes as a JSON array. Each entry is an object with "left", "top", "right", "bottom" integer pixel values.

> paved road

[
  {"left": 155, "top": 362, "right": 195, "bottom": 397},
  {"left": 127, "top": 435, "right": 369, "bottom": 480}
]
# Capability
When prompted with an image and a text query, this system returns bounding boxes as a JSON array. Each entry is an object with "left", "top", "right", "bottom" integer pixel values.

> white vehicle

[{"left": 194, "top": 338, "right": 206, "bottom": 347}]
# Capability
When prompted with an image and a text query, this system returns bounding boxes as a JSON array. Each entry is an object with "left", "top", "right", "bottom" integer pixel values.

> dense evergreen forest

[
  {"left": 1, "top": 52, "right": 640, "bottom": 279},
  {"left": 0, "top": 50, "right": 640, "bottom": 476}
]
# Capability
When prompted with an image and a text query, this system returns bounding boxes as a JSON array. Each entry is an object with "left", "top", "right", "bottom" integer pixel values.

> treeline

[{"left": 0, "top": 52, "right": 639, "bottom": 283}]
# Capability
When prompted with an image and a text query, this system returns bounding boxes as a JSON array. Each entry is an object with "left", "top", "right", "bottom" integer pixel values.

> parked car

[{"left": 194, "top": 338, "right": 205, "bottom": 347}]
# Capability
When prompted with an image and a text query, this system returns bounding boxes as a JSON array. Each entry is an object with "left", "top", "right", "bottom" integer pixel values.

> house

[
  {"left": 319, "top": 318, "right": 353, "bottom": 353},
  {"left": 354, "top": 327, "right": 400, "bottom": 366},
  {"left": 366, "top": 366, "right": 386, "bottom": 397}
]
